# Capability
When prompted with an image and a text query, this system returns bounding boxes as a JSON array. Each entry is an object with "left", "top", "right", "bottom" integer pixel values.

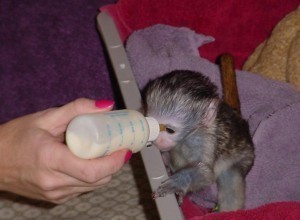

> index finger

[
  {"left": 53, "top": 145, "right": 129, "bottom": 183},
  {"left": 37, "top": 98, "right": 114, "bottom": 135}
]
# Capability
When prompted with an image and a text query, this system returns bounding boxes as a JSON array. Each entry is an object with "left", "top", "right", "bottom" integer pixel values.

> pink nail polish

[
  {"left": 124, "top": 151, "right": 132, "bottom": 163},
  {"left": 95, "top": 100, "right": 115, "bottom": 109}
]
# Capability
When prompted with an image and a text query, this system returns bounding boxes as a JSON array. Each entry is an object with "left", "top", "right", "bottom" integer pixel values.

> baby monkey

[{"left": 143, "top": 70, "right": 255, "bottom": 211}]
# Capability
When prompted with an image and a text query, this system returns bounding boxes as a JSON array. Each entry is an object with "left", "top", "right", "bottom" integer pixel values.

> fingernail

[
  {"left": 95, "top": 100, "right": 115, "bottom": 109},
  {"left": 124, "top": 151, "right": 132, "bottom": 163}
]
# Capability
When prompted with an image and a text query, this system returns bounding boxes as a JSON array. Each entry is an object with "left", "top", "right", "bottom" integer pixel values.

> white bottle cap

[{"left": 145, "top": 117, "right": 160, "bottom": 141}]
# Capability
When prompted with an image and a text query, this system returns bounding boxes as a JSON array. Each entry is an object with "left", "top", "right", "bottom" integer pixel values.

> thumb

[{"left": 40, "top": 98, "right": 114, "bottom": 132}]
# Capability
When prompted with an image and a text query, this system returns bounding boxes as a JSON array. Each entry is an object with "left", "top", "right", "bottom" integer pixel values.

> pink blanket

[{"left": 123, "top": 23, "right": 300, "bottom": 219}]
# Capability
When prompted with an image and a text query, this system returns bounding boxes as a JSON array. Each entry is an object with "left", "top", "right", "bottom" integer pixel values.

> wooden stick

[{"left": 220, "top": 53, "right": 241, "bottom": 114}]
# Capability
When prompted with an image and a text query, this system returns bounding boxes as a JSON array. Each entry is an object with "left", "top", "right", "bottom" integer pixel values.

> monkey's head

[{"left": 143, "top": 70, "right": 219, "bottom": 152}]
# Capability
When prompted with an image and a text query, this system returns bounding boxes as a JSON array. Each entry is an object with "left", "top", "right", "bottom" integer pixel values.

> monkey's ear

[{"left": 202, "top": 98, "right": 219, "bottom": 127}]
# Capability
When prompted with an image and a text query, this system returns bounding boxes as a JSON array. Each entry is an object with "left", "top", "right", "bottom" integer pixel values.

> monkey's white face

[
  {"left": 154, "top": 132, "right": 177, "bottom": 151},
  {"left": 150, "top": 116, "right": 183, "bottom": 152}
]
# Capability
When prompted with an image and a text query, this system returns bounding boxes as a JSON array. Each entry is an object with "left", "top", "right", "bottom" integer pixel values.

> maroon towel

[
  {"left": 101, "top": 0, "right": 299, "bottom": 68},
  {"left": 182, "top": 198, "right": 300, "bottom": 220}
]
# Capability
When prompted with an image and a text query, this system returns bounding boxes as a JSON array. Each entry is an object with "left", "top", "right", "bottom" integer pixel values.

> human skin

[{"left": 0, "top": 98, "right": 131, "bottom": 204}]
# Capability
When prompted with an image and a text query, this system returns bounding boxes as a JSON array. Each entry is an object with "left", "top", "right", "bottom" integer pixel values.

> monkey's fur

[{"left": 143, "top": 70, "right": 255, "bottom": 211}]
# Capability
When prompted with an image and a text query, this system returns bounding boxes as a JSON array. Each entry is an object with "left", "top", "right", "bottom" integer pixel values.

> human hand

[{"left": 0, "top": 98, "right": 132, "bottom": 204}]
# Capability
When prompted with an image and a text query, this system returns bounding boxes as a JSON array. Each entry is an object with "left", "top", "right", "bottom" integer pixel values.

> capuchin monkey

[{"left": 142, "top": 70, "right": 255, "bottom": 211}]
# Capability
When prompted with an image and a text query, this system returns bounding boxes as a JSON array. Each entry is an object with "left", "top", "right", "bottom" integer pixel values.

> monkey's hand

[
  {"left": 153, "top": 163, "right": 214, "bottom": 203},
  {"left": 153, "top": 174, "right": 187, "bottom": 197},
  {"left": 152, "top": 173, "right": 187, "bottom": 204}
]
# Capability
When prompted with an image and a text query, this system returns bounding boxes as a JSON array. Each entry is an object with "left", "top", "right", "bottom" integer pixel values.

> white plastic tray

[{"left": 97, "top": 11, "right": 184, "bottom": 220}]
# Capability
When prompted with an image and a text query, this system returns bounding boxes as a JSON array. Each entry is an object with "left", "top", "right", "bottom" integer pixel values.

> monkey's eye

[{"left": 166, "top": 127, "right": 175, "bottom": 134}]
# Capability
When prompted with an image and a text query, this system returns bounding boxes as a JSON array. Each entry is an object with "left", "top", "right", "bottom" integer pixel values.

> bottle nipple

[{"left": 159, "top": 124, "right": 166, "bottom": 131}]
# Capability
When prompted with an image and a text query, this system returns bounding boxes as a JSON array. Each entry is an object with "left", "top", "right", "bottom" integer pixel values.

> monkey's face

[
  {"left": 150, "top": 116, "right": 184, "bottom": 151},
  {"left": 143, "top": 70, "right": 219, "bottom": 151}
]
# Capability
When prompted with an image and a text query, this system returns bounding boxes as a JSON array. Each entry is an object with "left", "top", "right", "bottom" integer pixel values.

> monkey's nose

[{"left": 153, "top": 138, "right": 161, "bottom": 147}]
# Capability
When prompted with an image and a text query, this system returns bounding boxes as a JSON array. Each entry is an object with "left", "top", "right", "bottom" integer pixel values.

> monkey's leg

[
  {"left": 153, "top": 163, "right": 214, "bottom": 202},
  {"left": 217, "top": 167, "right": 245, "bottom": 211}
]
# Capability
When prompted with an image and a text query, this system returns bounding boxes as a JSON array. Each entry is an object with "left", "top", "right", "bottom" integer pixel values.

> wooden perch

[{"left": 220, "top": 53, "right": 241, "bottom": 114}]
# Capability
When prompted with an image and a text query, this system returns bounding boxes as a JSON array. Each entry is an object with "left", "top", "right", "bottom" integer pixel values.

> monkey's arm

[{"left": 153, "top": 162, "right": 214, "bottom": 201}]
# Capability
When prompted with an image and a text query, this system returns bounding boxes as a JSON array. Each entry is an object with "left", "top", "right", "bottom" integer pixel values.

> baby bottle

[{"left": 66, "top": 109, "right": 160, "bottom": 159}]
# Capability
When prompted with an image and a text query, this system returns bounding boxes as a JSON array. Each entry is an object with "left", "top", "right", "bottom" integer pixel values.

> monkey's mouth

[{"left": 154, "top": 145, "right": 173, "bottom": 152}]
